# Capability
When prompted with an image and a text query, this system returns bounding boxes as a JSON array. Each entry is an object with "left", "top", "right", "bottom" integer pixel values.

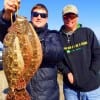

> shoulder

[
  {"left": 78, "top": 27, "right": 94, "bottom": 33},
  {"left": 48, "top": 30, "right": 59, "bottom": 34},
  {"left": 47, "top": 30, "right": 60, "bottom": 39},
  {"left": 77, "top": 27, "right": 95, "bottom": 36},
  {"left": 48, "top": 30, "right": 60, "bottom": 37},
  {"left": 77, "top": 27, "right": 98, "bottom": 41}
]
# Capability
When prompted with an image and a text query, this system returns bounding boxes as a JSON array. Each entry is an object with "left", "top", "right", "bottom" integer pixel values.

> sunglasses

[
  {"left": 63, "top": 13, "right": 78, "bottom": 19},
  {"left": 31, "top": 12, "right": 48, "bottom": 18}
]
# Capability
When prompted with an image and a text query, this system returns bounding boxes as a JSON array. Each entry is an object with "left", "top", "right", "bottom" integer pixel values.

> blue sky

[{"left": 0, "top": 0, "right": 100, "bottom": 42}]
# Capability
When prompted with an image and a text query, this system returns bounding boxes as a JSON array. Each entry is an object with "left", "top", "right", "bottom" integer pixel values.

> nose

[{"left": 37, "top": 14, "right": 41, "bottom": 18}]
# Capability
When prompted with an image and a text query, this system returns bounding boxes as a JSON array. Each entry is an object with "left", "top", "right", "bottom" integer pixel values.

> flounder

[{"left": 2, "top": 16, "right": 43, "bottom": 100}]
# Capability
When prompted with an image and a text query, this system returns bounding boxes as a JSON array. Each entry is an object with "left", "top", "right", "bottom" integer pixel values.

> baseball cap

[{"left": 62, "top": 4, "right": 78, "bottom": 16}]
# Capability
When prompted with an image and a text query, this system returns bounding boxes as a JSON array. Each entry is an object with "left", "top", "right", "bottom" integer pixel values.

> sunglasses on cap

[
  {"left": 31, "top": 12, "right": 48, "bottom": 18},
  {"left": 63, "top": 13, "right": 78, "bottom": 19}
]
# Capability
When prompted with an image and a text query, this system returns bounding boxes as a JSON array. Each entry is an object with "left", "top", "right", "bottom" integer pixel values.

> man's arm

[
  {"left": 89, "top": 29, "right": 100, "bottom": 74},
  {"left": 0, "top": 0, "right": 20, "bottom": 42}
]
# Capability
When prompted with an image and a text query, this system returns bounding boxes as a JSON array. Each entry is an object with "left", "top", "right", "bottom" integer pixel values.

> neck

[{"left": 65, "top": 24, "right": 77, "bottom": 33}]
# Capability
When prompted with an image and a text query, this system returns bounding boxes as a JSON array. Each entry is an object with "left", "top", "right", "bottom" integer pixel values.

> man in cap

[{"left": 58, "top": 4, "right": 100, "bottom": 100}]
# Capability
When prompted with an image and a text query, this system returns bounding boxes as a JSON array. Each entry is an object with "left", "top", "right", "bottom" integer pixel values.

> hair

[{"left": 31, "top": 3, "right": 48, "bottom": 15}]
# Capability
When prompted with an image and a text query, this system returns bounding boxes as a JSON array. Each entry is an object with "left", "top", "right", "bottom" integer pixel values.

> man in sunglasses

[
  {"left": 58, "top": 4, "right": 100, "bottom": 100},
  {"left": 0, "top": 1, "right": 63, "bottom": 100},
  {"left": 27, "top": 4, "right": 63, "bottom": 100}
]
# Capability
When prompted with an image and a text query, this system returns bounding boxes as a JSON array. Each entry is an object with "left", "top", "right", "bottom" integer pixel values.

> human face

[
  {"left": 63, "top": 13, "right": 78, "bottom": 31},
  {"left": 31, "top": 9, "right": 48, "bottom": 28}
]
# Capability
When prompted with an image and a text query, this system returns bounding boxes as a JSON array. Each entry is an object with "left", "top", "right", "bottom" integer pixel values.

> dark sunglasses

[
  {"left": 31, "top": 12, "right": 48, "bottom": 18},
  {"left": 63, "top": 13, "right": 78, "bottom": 19}
]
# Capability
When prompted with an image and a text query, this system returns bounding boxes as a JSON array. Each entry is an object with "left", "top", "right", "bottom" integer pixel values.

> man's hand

[
  {"left": 3, "top": 0, "right": 21, "bottom": 20},
  {"left": 67, "top": 72, "right": 74, "bottom": 84}
]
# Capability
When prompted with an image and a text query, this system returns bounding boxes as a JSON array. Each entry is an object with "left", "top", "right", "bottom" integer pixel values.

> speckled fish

[{"left": 2, "top": 16, "right": 43, "bottom": 100}]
